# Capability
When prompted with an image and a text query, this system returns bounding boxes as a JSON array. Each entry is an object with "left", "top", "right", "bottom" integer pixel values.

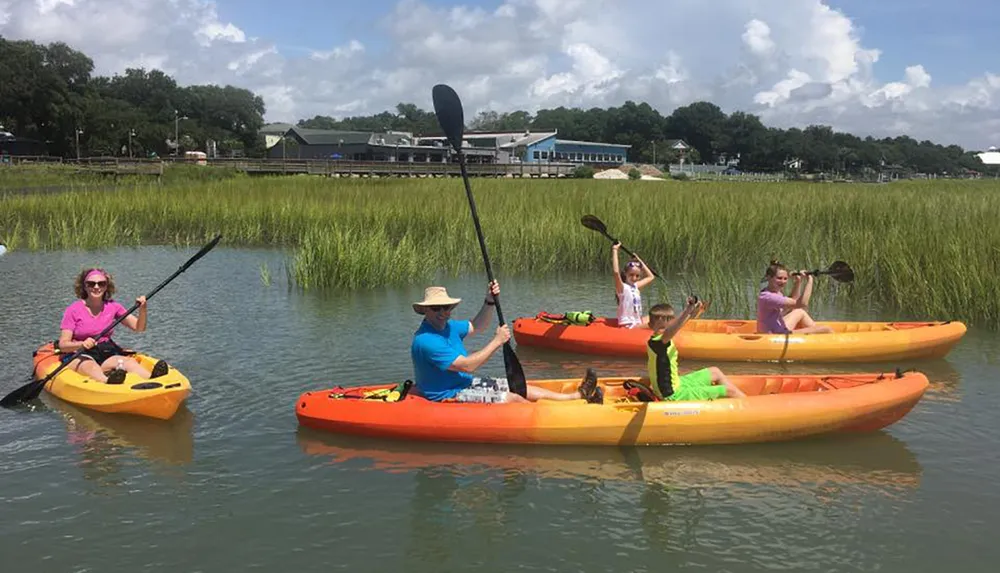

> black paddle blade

[
  {"left": 824, "top": 261, "right": 854, "bottom": 283},
  {"left": 431, "top": 84, "right": 465, "bottom": 152},
  {"left": 0, "top": 379, "right": 44, "bottom": 408},
  {"left": 580, "top": 214, "right": 608, "bottom": 235},
  {"left": 502, "top": 342, "right": 527, "bottom": 398},
  {"left": 180, "top": 233, "right": 222, "bottom": 272}
]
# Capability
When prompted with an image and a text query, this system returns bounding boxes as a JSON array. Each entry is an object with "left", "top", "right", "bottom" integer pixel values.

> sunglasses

[
  {"left": 427, "top": 304, "right": 455, "bottom": 312},
  {"left": 85, "top": 280, "right": 107, "bottom": 288}
]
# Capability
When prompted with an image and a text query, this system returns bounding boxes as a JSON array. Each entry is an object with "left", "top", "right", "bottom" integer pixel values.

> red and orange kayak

[
  {"left": 512, "top": 316, "right": 966, "bottom": 363},
  {"left": 295, "top": 371, "right": 928, "bottom": 446}
]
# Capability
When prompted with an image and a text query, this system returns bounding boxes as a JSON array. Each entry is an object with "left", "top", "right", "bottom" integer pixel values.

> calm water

[{"left": 1, "top": 247, "right": 997, "bottom": 572}]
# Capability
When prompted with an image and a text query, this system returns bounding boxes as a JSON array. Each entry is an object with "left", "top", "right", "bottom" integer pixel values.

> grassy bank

[
  {"left": 1, "top": 175, "right": 998, "bottom": 327},
  {"left": 0, "top": 162, "right": 244, "bottom": 193}
]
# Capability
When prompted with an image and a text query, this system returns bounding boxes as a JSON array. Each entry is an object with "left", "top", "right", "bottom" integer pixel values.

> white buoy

[{"left": 0, "top": 243, "right": 6, "bottom": 256}]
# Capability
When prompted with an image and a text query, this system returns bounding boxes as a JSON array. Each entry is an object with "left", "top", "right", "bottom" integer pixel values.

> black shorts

[{"left": 60, "top": 340, "right": 128, "bottom": 365}]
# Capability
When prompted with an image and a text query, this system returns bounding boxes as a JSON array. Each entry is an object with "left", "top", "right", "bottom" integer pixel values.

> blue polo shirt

[{"left": 411, "top": 319, "right": 475, "bottom": 401}]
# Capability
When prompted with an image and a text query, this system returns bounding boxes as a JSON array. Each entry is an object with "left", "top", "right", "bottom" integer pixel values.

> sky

[{"left": 1, "top": 0, "right": 998, "bottom": 149}]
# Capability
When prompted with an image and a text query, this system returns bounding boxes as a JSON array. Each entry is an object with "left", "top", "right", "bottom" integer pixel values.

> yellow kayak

[{"left": 32, "top": 342, "right": 191, "bottom": 420}]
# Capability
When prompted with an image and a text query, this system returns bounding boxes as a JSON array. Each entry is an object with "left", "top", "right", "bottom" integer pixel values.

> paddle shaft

[
  {"left": 431, "top": 83, "right": 526, "bottom": 398},
  {"left": 592, "top": 221, "right": 706, "bottom": 312},
  {"left": 456, "top": 152, "right": 507, "bottom": 325},
  {"left": 1, "top": 234, "right": 221, "bottom": 407}
]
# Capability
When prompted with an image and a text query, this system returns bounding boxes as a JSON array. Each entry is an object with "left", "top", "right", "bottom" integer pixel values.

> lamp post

[
  {"left": 651, "top": 139, "right": 656, "bottom": 165},
  {"left": 174, "top": 110, "right": 188, "bottom": 157},
  {"left": 75, "top": 128, "right": 83, "bottom": 160},
  {"left": 128, "top": 129, "right": 137, "bottom": 159}
]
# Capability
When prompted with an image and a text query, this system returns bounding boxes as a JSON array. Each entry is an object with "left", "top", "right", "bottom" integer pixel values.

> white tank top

[{"left": 617, "top": 283, "right": 643, "bottom": 328}]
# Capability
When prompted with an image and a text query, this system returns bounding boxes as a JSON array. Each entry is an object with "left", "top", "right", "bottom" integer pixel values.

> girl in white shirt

[{"left": 611, "top": 242, "right": 655, "bottom": 328}]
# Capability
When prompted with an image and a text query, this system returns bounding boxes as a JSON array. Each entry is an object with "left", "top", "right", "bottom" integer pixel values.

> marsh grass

[
  {"left": 0, "top": 162, "right": 243, "bottom": 193},
  {"left": 0, "top": 164, "right": 107, "bottom": 191},
  {"left": 1, "top": 175, "right": 998, "bottom": 327},
  {"left": 259, "top": 261, "right": 272, "bottom": 286}
]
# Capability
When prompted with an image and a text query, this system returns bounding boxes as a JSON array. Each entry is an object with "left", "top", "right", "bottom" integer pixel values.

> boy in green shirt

[{"left": 646, "top": 298, "right": 746, "bottom": 401}]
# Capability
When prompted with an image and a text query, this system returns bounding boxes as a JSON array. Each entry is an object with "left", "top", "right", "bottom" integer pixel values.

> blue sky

[
  {"left": 825, "top": 0, "right": 998, "bottom": 84},
  {"left": 216, "top": 0, "right": 999, "bottom": 86},
  {"left": 2, "top": 0, "right": 998, "bottom": 148}
]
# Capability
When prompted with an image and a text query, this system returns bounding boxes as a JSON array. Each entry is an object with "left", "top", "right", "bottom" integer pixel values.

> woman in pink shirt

[
  {"left": 57, "top": 268, "right": 168, "bottom": 384},
  {"left": 756, "top": 260, "right": 834, "bottom": 335}
]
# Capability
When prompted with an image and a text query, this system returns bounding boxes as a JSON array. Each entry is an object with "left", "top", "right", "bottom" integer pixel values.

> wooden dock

[
  {"left": 220, "top": 158, "right": 577, "bottom": 178},
  {"left": 11, "top": 156, "right": 582, "bottom": 179}
]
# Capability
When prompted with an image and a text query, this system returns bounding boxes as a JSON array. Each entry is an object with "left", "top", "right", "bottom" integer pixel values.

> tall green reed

[{"left": 2, "top": 176, "right": 999, "bottom": 327}]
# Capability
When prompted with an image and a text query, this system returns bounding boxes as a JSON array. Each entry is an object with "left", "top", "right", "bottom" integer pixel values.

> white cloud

[
  {"left": 1, "top": 0, "right": 998, "bottom": 148},
  {"left": 742, "top": 20, "right": 775, "bottom": 57},
  {"left": 196, "top": 21, "right": 246, "bottom": 47},
  {"left": 310, "top": 40, "right": 364, "bottom": 62}
]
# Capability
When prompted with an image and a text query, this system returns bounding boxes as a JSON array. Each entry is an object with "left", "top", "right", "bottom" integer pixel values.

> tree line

[
  {"left": 1, "top": 36, "right": 266, "bottom": 158},
  {"left": 302, "top": 101, "right": 996, "bottom": 177},
  {"left": 3, "top": 36, "right": 995, "bottom": 176}
]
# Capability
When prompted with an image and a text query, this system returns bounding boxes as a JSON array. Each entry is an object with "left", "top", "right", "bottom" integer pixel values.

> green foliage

[
  {"left": 671, "top": 172, "right": 689, "bottom": 181},
  {"left": 2, "top": 177, "right": 1000, "bottom": 329},
  {"left": 0, "top": 36, "right": 267, "bottom": 159},
  {"left": 298, "top": 103, "right": 440, "bottom": 136},
  {"left": 5, "top": 36, "right": 996, "bottom": 179},
  {"left": 628, "top": 167, "right": 642, "bottom": 180},
  {"left": 572, "top": 165, "right": 595, "bottom": 179}
]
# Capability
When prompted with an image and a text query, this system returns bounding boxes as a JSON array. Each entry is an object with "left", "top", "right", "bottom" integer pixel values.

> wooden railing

[
  {"left": 4, "top": 156, "right": 581, "bottom": 178},
  {"left": 213, "top": 158, "right": 578, "bottom": 178}
]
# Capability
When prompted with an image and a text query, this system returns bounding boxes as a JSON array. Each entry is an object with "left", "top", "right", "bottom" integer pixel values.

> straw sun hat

[{"left": 413, "top": 286, "right": 462, "bottom": 314}]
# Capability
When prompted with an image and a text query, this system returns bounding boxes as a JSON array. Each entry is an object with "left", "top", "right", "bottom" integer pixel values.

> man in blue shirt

[{"left": 410, "top": 281, "right": 601, "bottom": 404}]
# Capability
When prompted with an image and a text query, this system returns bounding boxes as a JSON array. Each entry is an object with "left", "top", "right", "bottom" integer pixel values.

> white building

[{"left": 977, "top": 146, "right": 1000, "bottom": 166}]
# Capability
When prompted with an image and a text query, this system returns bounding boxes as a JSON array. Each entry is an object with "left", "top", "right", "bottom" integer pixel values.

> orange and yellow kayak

[
  {"left": 32, "top": 342, "right": 191, "bottom": 420},
  {"left": 295, "top": 371, "right": 928, "bottom": 446},
  {"left": 512, "top": 316, "right": 966, "bottom": 362}
]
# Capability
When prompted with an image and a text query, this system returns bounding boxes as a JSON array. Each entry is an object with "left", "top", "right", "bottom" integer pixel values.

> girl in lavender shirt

[
  {"left": 757, "top": 261, "right": 834, "bottom": 335},
  {"left": 612, "top": 242, "right": 655, "bottom": 328},
  {"left": 57, "top": 268, "right": 168, "bottom": 384}
]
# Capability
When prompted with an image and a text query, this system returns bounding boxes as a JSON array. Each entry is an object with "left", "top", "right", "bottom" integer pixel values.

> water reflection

[
  {"left": 405, "top": 466, "right": 527, "bottom": 566},
  {"left": 46, "top": 397, "right": 195, "bottom": 484},
  {"left": 296, "top": 429, "right": 921, "bottom": 491}
]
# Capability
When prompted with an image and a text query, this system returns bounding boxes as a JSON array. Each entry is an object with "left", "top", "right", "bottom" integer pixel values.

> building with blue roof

[
  {"left": 269, "top": 127, "right": 631, "bottom": 165},
  {"left": 420, "top": 130, "right": 631, "bottom": 165}
]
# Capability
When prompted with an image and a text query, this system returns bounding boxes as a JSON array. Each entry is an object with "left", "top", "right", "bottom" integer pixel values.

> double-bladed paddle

[
  {"left": 431, "top": 84, "right": 527, "bottom": 399},
  {"left": 1, "top": 234, "right": 222, "bottom": 409}
]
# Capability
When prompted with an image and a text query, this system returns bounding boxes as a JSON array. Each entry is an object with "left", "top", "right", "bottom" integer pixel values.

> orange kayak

[
  {"left": 295, "top": 371, "right": 928, "bottom": 446},
  {"left": 512, "top": 316, "right": 966, "bottom": 362}
]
